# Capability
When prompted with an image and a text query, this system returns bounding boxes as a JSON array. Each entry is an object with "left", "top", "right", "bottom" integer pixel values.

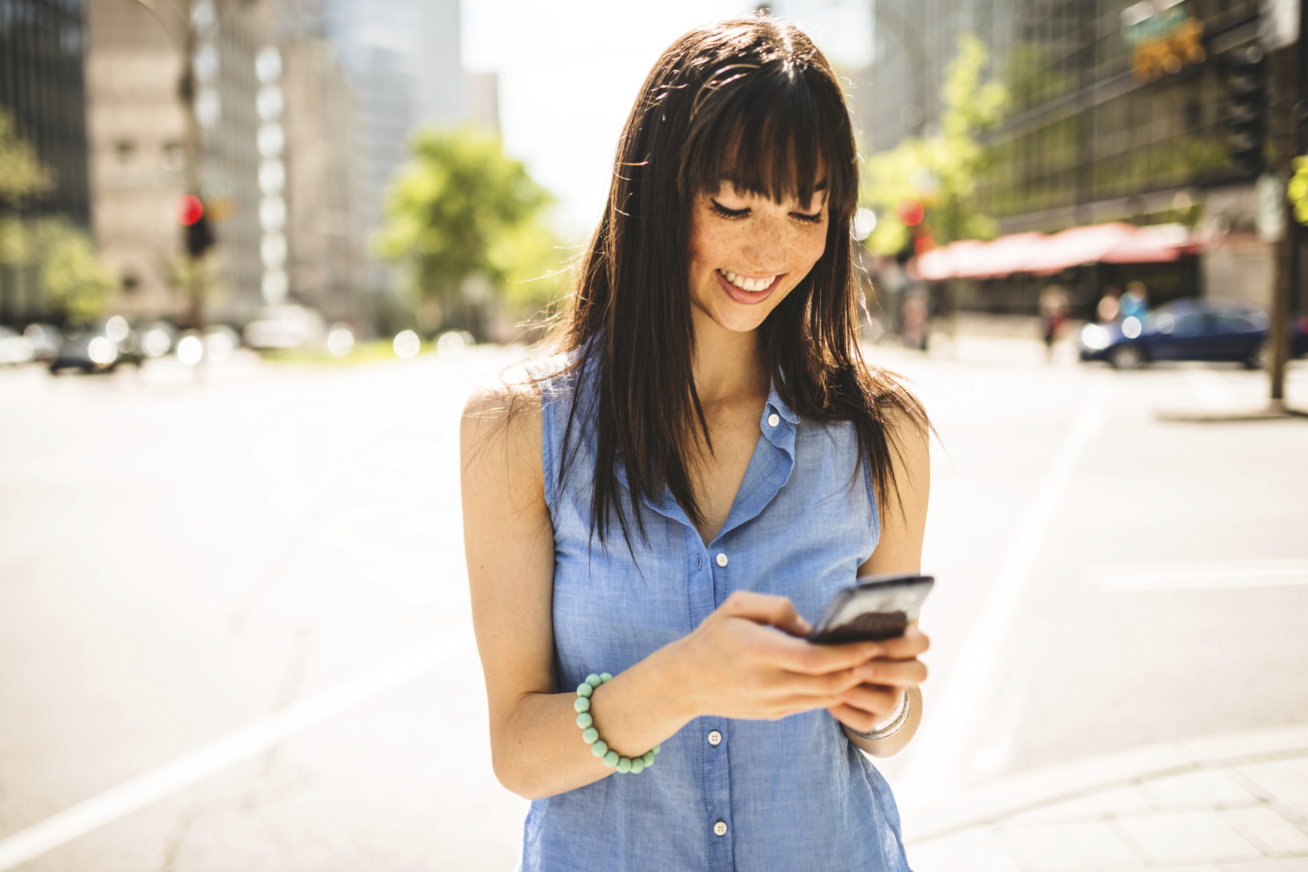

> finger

[
  {"left": 827, "top": 702, "right": 896, "bottom": 734},
  {"left": 721, "top": 591, "right": 812, "bottom": 637},
  {"left": 833, "top": 684, "right": 902, "bottom": 718},
  {"left": 761, "top": 633, "right": 885, "bottom": 675},
  {"left": 855, "top": 658, "right": 927, "bottom": 688},
  {"left": 765, "top": 665, "right": 867, "bottom": 699},
  {"left": 874, "top": 626, "right": 930, "bottom": 660}
]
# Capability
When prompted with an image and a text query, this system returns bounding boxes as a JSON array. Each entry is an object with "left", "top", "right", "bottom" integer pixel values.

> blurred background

[{"left": 2, "top": 0, "right": 1308, "bottom": 870}]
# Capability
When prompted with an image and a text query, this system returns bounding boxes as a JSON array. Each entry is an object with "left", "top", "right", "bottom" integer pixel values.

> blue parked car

[{"left": 1079, "top": 299, "right": 1308, "bottom": 369}]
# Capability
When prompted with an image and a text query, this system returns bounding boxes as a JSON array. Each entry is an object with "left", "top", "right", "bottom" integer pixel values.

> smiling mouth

[{"left": 717, "top": 269, "right": 779, "bottom": 293}]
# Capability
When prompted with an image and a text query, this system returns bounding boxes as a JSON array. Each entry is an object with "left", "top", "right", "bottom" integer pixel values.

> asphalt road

[{"left": 1, "top": 339, "right": 1305, "bottom": 871}]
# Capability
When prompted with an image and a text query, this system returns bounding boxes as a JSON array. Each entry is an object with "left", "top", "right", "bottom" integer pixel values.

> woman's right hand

[{"left": 667, "top": 591, "right": 887, "bottom": 722}]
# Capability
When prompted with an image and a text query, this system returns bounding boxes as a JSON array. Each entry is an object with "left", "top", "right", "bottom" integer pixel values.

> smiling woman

[{"left": 461, "top": 15, "right": 932, "bottom": 872}]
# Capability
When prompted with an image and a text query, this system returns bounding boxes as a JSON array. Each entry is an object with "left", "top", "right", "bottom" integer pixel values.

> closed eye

[
  {"left": 710, "top": 200, "right": 749, "bottom": 219},
  {"left": 792, "top": 211, "right": 823, "bottom": 224}
]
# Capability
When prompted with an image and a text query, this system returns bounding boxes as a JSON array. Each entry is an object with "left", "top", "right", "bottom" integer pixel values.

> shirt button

[
  {"left": 767, "top": 413, "right": 780, "bottom": 427},
  {"left": 715, "top": 552, "right": 728, "bottom": 567},
  {"left": 708, "top": 730, "right": 722, "bottom": 746},
  {"left": 714, "top": 820, "right": 728, "bottom": 837}
]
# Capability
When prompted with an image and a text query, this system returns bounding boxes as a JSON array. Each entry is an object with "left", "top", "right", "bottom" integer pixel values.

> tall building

[
  {"left": 860, "top": 0, "right": 1294, "bottom": 314},
  {"left": 0, "top": 0, "right": 91, "bottom": 325},
  {"left": 86, "top": 0, "right": 267, "bottom": 325},
  {"left": 278, "top": 38, "right": 366, "bottom": 323},
  {"left": 319, "top": 0, "right": 482, "bottom": 301}
]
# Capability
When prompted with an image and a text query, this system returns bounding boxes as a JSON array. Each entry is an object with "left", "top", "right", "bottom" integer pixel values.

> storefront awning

[{"left": 913, "top": 222, "right": 1197, "bottom": 281}]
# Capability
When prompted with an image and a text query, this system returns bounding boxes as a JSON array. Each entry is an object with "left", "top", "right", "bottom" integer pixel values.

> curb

[{"left": 901, "top": 724, "right": 1308, "bottom": 845}]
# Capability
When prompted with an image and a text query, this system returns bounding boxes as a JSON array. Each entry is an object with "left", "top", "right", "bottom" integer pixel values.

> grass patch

[{"left": 258, "top": 339, "right": 430, "bottom": 366}]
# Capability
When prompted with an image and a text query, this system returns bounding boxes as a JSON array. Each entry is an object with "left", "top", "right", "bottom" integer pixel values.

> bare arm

[
  {"left": 830, "top": 403, "right": 932, "bottom": 758},
  {"left": 462, "top": 374, "right": 894, "bottom": 799}
]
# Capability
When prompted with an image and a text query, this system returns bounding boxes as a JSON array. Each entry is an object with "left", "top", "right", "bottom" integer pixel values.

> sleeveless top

[{"left": 524, "top": 358, "right": 910, "bottom": 872}]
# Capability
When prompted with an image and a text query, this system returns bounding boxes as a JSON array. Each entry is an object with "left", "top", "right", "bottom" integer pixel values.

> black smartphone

[{"left": 808, "top": 573, "right": 934, "bottom": 644}]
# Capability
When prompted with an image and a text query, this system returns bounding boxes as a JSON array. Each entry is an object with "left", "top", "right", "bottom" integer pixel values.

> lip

[{"left": 714, "top": 270, "right": 782, "bottom": 306}]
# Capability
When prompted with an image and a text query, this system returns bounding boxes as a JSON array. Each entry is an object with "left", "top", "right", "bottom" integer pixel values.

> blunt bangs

[{"left": 679, "top": 49, "right": 856, "bottom": 217}]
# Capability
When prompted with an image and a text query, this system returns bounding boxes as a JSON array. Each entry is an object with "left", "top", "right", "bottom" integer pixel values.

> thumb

[{"left": 722, "top": 591, "right": 813, "bottom": 638}]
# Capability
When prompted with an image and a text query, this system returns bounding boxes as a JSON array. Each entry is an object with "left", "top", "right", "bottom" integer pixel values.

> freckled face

[{"left": 687, "top": 182, "right": 829, "bottom": 335}]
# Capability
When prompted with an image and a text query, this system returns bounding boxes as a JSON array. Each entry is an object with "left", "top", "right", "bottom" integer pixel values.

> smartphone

[{"left": 808, "top": 573, "right": 934, "bottom": 645}]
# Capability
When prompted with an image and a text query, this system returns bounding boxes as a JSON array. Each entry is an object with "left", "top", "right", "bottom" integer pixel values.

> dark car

[
  {"left": 48, "top": 317, "right": 145, "bottom": 374},
  {"left": 1079, "top": 299, "right": 1308, "bottom": 369}
]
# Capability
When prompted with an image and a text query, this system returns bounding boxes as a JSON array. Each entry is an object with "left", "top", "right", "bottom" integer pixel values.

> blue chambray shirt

[{"left": 525, "top": 360, "right": 910, "bottom": 872}]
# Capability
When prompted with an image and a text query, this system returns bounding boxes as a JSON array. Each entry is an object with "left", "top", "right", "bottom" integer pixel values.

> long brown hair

[{"left": 543, "top": 16, "right": 927, "bottom": 552}]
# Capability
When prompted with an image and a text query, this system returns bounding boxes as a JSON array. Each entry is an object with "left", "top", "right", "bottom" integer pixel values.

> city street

[{"left": 1, "top": 339, "right": 1307, "bottom": 871}]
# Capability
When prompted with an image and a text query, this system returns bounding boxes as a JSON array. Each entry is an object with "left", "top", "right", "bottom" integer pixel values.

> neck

[{"left": 689, "top": 306, "right": 769, "bottom": 408}]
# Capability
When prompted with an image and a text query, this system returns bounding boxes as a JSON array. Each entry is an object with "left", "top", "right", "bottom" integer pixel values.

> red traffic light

[
  {"left": 177, "top": 195, "right": 204, "bottom": 226},
  {"left": 896, "top": 199, "right": 925, "bottom": 227}
]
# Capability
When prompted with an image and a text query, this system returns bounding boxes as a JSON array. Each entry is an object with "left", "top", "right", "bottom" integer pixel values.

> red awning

[{"left": 912, "top": 223, "right": 1196, "bottom": 281}]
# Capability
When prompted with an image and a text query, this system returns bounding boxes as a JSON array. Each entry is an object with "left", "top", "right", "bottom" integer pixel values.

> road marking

[
  {"left": 1087, "top": 560, "right": 1308, "bottom": 591},
  {"left": 0, "top": 628, "right": 477, "bottom": 871},
  {"left": 895, "top": 376, "right": 1113, "bottom": 805}
]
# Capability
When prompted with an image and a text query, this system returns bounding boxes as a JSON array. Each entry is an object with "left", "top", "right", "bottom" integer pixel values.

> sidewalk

[{"left": 902, "top": 725, "right": 1308, "bottom": 871}]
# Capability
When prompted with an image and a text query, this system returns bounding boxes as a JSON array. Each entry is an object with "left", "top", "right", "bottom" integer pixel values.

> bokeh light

[{"left": 393, "top": 330, "right": 421, "bottom": 360}]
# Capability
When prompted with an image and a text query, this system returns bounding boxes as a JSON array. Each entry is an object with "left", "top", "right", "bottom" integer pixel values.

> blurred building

[
  {"left": 277, "top": 38, "right": 366, "bottom": 324},
  {"left": 860, "top": 0, "right": 1297, "bottom": 316},
  {"left": 86, "top": 0, "right": 267, "bottom": 326},
  {"left": 319, "top": 0, "right": 494, "bottom": 313},
  {"left": 0, "top": 0, "right": 91, "bottom": 326}
]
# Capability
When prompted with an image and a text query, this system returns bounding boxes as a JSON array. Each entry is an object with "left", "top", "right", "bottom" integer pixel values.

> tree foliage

[
  {"left": 0, "top": 109, "right": 114, "bottom": 321},
  {"left": 862, "top": 34, "right": 1007, "bottom": 255},
  {"left": 376, "top": 127, "right": 565, "bottom": 328},
  {"left": 0, "top": 109, "right": 52, "bottom": 206}
]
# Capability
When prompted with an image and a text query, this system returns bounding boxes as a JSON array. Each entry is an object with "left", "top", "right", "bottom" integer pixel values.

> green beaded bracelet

[{"left": 574, "top": 672, "right": 661, "bottom": 774}]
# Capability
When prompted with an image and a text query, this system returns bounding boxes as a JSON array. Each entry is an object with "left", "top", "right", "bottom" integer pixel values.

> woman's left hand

[{"left": 825, "top": 625, "right": 929, "bottom": 733}]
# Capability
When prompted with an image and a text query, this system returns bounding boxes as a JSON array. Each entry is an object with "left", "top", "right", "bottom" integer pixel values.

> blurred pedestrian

[
  {"left": 901, "top": 292, "right": 929, "bottom": 350},
  {"left": 461, "top": 16, "right": 932, "bottom": 872},
  {"left": 1120, "top": 280, "right": 1149, "bottom": 320},
  {"left": 1039, "top": 284, "right": 1069, "bottom": 362},
  {"left": 1096, "top": 284, "right": 1122, "bottom": 322}
]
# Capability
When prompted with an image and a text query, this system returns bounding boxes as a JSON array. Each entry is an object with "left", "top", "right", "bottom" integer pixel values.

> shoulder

[
  {"left": 858, "top": 362, "right": 929, "bottom": 446},
  {"left": 460, "top": 360, "right": 546, "bottom": 488}
]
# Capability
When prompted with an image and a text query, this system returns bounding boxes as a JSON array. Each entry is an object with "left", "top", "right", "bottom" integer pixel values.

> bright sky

[{"left": 462, "top": 0, "right": 874, "bottom": 238}]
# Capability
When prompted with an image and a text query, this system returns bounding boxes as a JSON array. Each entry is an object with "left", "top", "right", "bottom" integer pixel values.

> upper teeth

[{"left": 719, "top": 270, "right": 775, "bottom": 292}]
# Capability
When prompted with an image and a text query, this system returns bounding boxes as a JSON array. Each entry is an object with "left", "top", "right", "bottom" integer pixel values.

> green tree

[
  {"left": 0, "top": 108, "right": 114, "bottom": 322},
  {"left": 35, "top": 220, "right": 116, "bottom": 321},
  {"left": 376, "top": 127, "right": 565, "bottom": 337},
  {"left": 0, "top": 109, "right": 52, "bottom": 206},
  {"left": 862, "top": 34, "right": 1007, "bottom": 255}
]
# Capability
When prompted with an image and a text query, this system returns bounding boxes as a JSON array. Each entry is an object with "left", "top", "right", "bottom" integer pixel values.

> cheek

[{"left": 793, "top": 228, "right": 828, "bottom": 273}]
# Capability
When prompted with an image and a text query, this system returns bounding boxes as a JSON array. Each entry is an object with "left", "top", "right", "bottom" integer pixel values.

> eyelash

[{"left": 710, "top": 200, "right": 823, "bottom": 224}]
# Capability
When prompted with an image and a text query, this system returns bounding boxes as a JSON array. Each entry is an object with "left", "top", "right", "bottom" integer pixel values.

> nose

[{"left": 739, "top": 212, "right": 788, "bottom": 275}]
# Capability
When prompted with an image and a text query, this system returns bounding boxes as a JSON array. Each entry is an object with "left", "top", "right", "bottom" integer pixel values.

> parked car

[
  {"left": 48, "top": 318, "right": 145, "bottom": 374},
  {"left": 1079, "top": 299, "right": 1308, "bottom": 369},
  {"left": 0, "top": 325, "right": 36, "bottom": 365},
  {"left": 23, "top": 323, "right": 62, "bottom": 363}
]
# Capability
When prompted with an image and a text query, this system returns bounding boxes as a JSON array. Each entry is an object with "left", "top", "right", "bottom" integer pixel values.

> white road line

[
  {"left": 895, "top": 376, "right": 1113, "bottom": 805},
  {"left": 0, "top": 628, "right": 477, "bottom": 871},
  {"left": 1087, "top": 560, "right": 1308, "bottom": 591}
]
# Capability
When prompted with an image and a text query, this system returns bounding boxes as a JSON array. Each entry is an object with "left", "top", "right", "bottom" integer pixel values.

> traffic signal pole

[
  {"left": 180, "top": 0, "right": 206, "bottom": 331},
  {"left": 1272, "top": 0, "right": 1307, "bottom": 405}
]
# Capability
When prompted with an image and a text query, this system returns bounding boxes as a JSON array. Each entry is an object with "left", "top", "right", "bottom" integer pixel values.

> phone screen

[{"left": 808, "top": 573, "right": 933, "bottom": 644}]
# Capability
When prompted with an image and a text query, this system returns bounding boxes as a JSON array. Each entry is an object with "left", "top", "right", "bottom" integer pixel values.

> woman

[{"left": 461, "top": 16, "right": 931, "bottom": 871}]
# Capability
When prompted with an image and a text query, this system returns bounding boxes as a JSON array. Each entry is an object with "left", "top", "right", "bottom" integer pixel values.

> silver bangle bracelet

[{"left": 849, "top": 690, "right": 910, "bottom": 742}]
